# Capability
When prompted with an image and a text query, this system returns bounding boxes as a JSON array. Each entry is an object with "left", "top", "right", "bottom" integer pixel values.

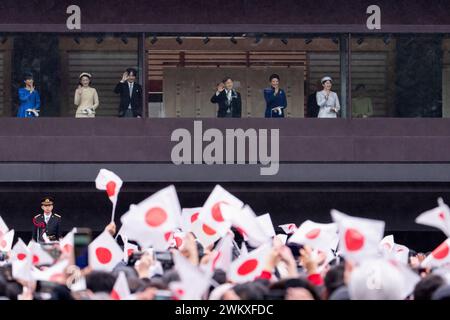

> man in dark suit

[
  {"left": 114, "top": 68, "right": 143, "bottom": 118},
  {"left": 32, "top": 197, "right": 62, "bottom": 243},
  {"left": 210, "top": 77, "right": 242, "bottom": 118}
]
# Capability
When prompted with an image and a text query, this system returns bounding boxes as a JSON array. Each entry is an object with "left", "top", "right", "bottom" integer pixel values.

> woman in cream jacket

[{"left": 75, "top": 72, "right": 99, "bottom": 118}]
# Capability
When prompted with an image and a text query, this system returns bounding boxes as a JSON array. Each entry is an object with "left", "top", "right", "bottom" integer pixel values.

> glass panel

[
  {"left": 350, "top": 34, "right": 443, "bottom": 118},
  {"left": 146, "top": 35, "right": 341, "bottom": 118}
]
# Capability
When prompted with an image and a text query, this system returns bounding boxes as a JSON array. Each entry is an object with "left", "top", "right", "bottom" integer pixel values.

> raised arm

[{"left": 316, "top": 91, "right": 328, "bottom": 108}]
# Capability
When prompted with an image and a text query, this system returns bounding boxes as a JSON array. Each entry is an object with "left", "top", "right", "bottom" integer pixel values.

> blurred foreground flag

[
  {"left": 111, "top": 271, "right": 131, "bottom": 300},
  {"left": 278, "top": 223, "right": 298, "bottom": 235},
  {"left": 422, "top": 238, "right": 450, "bottom": 268},
  {"left": 0, "top": 229, "right": 14, "bottom": 252},
  {"left": 27, "top": 240, "right": 54, "bottom": 266},
  {"left": 120, "top": 185, "right": 181, "bottom": 250},
  {"left": 331, "top": 210, "right": 385, "bottom": 262},
  {"left": 95, "top": 169, "right": 123, "bottom": 221},
  {"left": 288, "top": 220, "right": 338, "bottom": 252},
  {"left": 32, "top": 259, "right": 69, "bottom": 282},
  {"left": 89, "top": 231, "right": 123, "bottom": 271},
  {"left": 228, "top": 243, "right": 272, "bottom": 283},
  {"left": 416, "top": 198, "right": 450, "bottom": 237}
]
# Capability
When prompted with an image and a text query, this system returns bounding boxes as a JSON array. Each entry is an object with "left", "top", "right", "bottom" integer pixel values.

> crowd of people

[
  {"left": 17, "top": 69, "right": 344, "bottom": 119},
  {"left": 1, "top": 177, "right": 450, "bottom": 301}
]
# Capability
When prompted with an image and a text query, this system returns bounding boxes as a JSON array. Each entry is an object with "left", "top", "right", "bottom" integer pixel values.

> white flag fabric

[
  {"left": 59, "top": 230, "right": 75, "bottom": 255},
  {"left": 278, "top": 223, "right": 298, "bottom": 235},
  {"left": 181, "top": 208, "right": 202, "bottom": 233},
  {"left": 191, "top": 217, "right": 222, "bottom": 249},
  {"left": 210, "top": 233, "right": 234, "bottom": 273},
  {"left": 95, "top": 169, "right": 123, "bottom": 222},
  {"left": 331, "top": 210, "right": 385, "bottom": 262},
  {"left": 256, "top": 214, "right": 276, "bottom": 238},
  {"left": 422, "top": 238, "right": 450, "bottom": 268},
  {"left": 415, "top": 198, "right": 450, "bottom": 237},
  {"left": 27, "top": 240, "right": 54, "bottom": 266},
  {"left": 11, "top": 238, "right": 30, "bottom": 262},
  {"left": 379, "top": 235, "right": 395, "bottom": 254},
  {"left": 123, "top": 240, "right": 139, "bottom": 263},
  {"left": 228, "top": 243, "right": 272, "bottom": 283},
  {"left": 32, "top": 259, "right": 69, "bottom": 282},
  {"left": 288, "top": 220, "right": 338, "bottom": 253},
  {"left": 0, "top": 229, "right": 14, "bottom": 252},
  {"left": 198, "top": 185, "right": 243, "bottom": 238},
  {"left": 120, "top": 185, "right": 181, "bottom": 250},
  {"left": 88, "top": 231, "right": 123, "bottom": 271},
  {"left": 225, "top": 205, "right": 271, "bottom": 248},
  {"left": 0, "top": 215, "right": 9, "bottom": 237},
  {"left": 172, "top": 251, "right": 212, "bottom": 300},
  {"left": 111, "top": 271, "right": 131, "bottom": 300}
]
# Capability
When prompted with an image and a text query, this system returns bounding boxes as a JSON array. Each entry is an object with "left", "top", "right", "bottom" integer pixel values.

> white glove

[{"left": 26, "top": 109, "right": 39, "bottom": 117}]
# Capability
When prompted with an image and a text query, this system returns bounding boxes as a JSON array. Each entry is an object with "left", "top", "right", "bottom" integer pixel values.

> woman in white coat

[{"left": 316, "top": 76, "right": 340, "bottom": 118}]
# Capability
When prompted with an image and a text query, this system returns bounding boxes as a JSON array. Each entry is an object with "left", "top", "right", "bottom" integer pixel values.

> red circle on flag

[
  {"left": 164, "top": 232, "right": 172, "bottom": 242},
  {"left": 17, "top": 253, "right": 27, "bottom": 261},
  {"left": 127, "top": 249, "right": 134, "bottom": 257},
  {"left": 432, "top": 242, "right": 450, "bottom": 260},
  {"left": 237, "top": 259, "right": 258, "bottom": 276},
  {"left": 191, "top": 212, "right": 200, "bottom": 223},
  {"left": 439, "top": 212, "right": 446, "bottom": 221},
  {"left": 96, "top": 247, "right": 113, "bottom": 264},
  {"left": 32, "top": 255, "right": 40, "bottom": 265},
  {"left": 145, "top": 207, "right": 168, "bottom": 227},
  {"left": 106, "top": 181, "right": 117, "bottom": 198},
  {"left": 111, "top": 290, "right": 120, "bottom": 300},
  {"left": 176, "top": 289, "right": 185, "bottom": 297},
  {"left": 63, "top": 244, "right": 73, "bottom": 254},
  {"left": 0, "top": 239, "right": 6, "bottom": 248},
  {"left": 212, "top": 202, "right": 227, "bottom": 222},
  {"left": 306, "top": 228, "right": 321, "bottom": 240},
  {"left": 202, "top": 224, "right": 217, "bottom": 236},
  {"left": 344, "top": 228, "right": 365, "bottom": 251},
  {"left": 174, "top": 237, "right": 183, "bottom": 248}
]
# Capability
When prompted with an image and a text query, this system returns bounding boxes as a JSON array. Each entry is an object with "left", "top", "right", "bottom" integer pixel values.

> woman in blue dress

[
  {"left": 263, "top": 74, "right": 287, "bottom": 118},
  {"left": 17, "top": 72, "right": 40, "bottom": 118}
]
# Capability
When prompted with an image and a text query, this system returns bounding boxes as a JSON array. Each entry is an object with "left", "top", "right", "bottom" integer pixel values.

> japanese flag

[
  {"left": 27, "top": 240, "right": 54, "bottom": 266},
  {"left": 111, "top": 272, "right": 131, "bottom": 300},
  {"left": 0, "top": 229, "right": 14, "bottom": 252},
  {"left": 120, "top": 185, "right": 181, "bottom": 250},
  {"left": 11, "top": 238, "right": 30, "bottom": 262},
  {"left": 32, "top": 259, "right": 69, "bottom": 282},
  {"left": 191, "top": 217, "right": 222, "bottom": 249},
  {"left": 172, "top": 251, "right": 212, "bottom": 300},
  {"left": 171, "top": 231, "right": 185, "bottom": 249},
  {"left": 198, "top": 185, "right": 243, "bottom": 238},
  {"left": 59, "top": 229, "right": 75, "bottom": 255},
  {"left": 95, "top": 169, "right": 123, "bottom": 221},
  {"left": 88, "top": 230, "right": 123, "bottom": 271},
  {"left": 331, "top": 210, "right": 385, "bottom": 262},
  {"left": 422, "top": 238, "right": 450, "bottom": 268},
  {"left": 278, "top": 223, "right": 298, "bottom": 235},
  {"left": 379, "top": 235, "right": 395, "bottom": 254},
  {"left": 123, "top": 240, "right": 139, "bottom": 263},
  {"left": 288, "top": 220, "right": 338, "bottom": 253},
  {"left": 257, "top": 214, "right": 276, "bottom": 238},
  {"left": 0, "top": 215, "right": 9, "bottom": 237},
  {"left": 416, "top": 198, "right": 450, "bottom": 237},
  {"left": 392, "top": 244, "right": 409, "bottom": 265},
  {"left": 225, "top": 205, "right": 272, "bottom": 248},
  {"left": 12, "top": 259, "right": 33, "bottom": 283},
  {"left": 209, "top": 233, "right": 234, "bottom": 273},
  {"left": 228, "top": 243, "right": 272, "bottom": 283},
  {"left": 181, "top": 208, "right": 202, "bottom": 233}
]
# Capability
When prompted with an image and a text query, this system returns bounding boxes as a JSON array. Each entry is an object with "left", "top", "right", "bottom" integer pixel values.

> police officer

[{"left": 32, "top": 197, "right": 62, "bottom": 243}]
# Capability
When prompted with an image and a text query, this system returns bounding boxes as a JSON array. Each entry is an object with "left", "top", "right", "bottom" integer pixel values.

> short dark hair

[
  {"left": 23, "top": 72, "right": 34, "bottom": 81},
  {"left": 126, "top": 68, "right": 138, "bottom": 77},
  {"left": 222, "top": 76, "right": 233, "bottom": 83},
  {"left": 86, "top": 271, "right": 116, "bottom": 293},
  {"left": 269, "top": 74, "right": 280, "bottom": 82},
  {"left": 79, "top": 75, "right": 92, "bottom": 86},
  {"left": 414, "top": 274, "right": 446, "bottom": 300}
]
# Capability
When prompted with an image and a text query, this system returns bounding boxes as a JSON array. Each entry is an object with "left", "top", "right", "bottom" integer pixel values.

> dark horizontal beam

[{"left": 1, "top": 163, "right": 450, "bottom": 183}]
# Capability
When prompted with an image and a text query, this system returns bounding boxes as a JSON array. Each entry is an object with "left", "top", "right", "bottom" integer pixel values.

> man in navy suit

[
  {"left": 210, "top": 77, "right": 242, "bottom": 118},
  {"left": 114, "top": 68, "right": 143, "bottom": 118}
]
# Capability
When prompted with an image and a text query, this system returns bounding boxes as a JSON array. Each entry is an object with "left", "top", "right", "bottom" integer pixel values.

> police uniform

[{"left": 32, "top": 197, "right": 62, "bottom": 243}]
